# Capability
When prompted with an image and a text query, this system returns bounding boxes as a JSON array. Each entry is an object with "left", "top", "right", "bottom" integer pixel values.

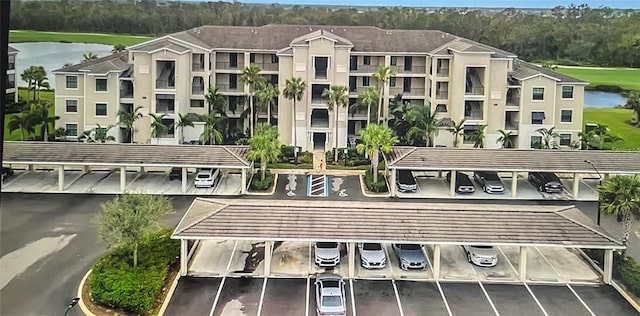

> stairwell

[{"left": 313, "top": 150, "right": 326, "bottom": 171}]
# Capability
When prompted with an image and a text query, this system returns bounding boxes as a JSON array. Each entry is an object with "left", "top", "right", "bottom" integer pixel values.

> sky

[{"left": 183, "top": 0, "right": 640, "bottom": 9}]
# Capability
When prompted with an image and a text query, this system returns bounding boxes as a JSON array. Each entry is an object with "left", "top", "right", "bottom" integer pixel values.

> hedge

[
  {"left": 613, "top": 252, "right": 640, "bottom": 296},
  {"left": 89, "top": 229, "right": 180, "bottom": 315},
  {"left": 250, "top": 172, "right": 274, "bottom": 191},
  {"left": 364, "top": 169, "right": 388, "bottom": 192}
]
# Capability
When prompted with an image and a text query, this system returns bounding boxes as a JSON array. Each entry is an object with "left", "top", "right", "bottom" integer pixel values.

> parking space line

[
  {"left": 477, "top": 281, "right": 500, "bottom": 316},
  {"left": 208, "top": 276, "right": 226, "bottom": 316},
  {"left": 423, "top": 248, "right": 453, "bottom": 316},
  {"left": 385, "top": 245, "right": 395, "bottom": 278},
  {"left": 391, "top": 280, "right": 405, "bottom": 316},
  {"left": 534, "top": 247, "right": 562, "bottom": 278},
  {"left": 308, "top": 242, "right": 312, "bottom": 275},
  {"left": 224, "top": 241, "right": 239, "bottom": 275},
  {"left": 349, "top": 279, "right": 357, "bottom": 316},
  {"left": 305, "top": 277, "right": 310, "bottom": 316},
  {"left": 497, "top": 246, "right": 519, "bottom": 276},
  {"left": 523, "top": 282, "right": 549, "bottom": 316},
  {"left": 566, "top": 284, "right": 596, "bottom": 316},
  {"left": 257, "top": 277, "right": 268, "bottom": 316}
]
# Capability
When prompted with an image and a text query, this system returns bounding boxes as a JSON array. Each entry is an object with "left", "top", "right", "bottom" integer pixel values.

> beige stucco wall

[{"left": 55, "top": 73, "right": 86, "bottom": 137}]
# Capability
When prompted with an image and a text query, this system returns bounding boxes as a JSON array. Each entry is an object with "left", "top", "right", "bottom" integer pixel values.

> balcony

[
  {"left": 310, "top": 109, "right": 329, "bottom": 128},
  {"left": 311, "top": 84, "right": 330, "bottom": 105},
  {"left": 215, "top": 61, "right": 244, "bottom": 70},
  {"left": 350, "top": 64, "right": 379, "bottom": 73},
  {"left": 6, "top": 81, "right": 15, "bottom": 89},
  {"left": 252, "top": 62, "right": 278, "bottom": 71},
  {"left": 156, "top": 102, "right": 175, "bottom": 114},
  {"left": 436, "top": 59, "right": 450, "bottom": 77},
  {"left": 391, "top": 65, "right": 426, "bottom": 74},
  {"left": 464, "top": 101, "right": 483, "bottom": 121},
  {"left": 465, "top": 67, "right": 485, "bottom": 96},
  {"left": 156, "top": 61, "right": 175, "bottom": 89},
  {"left": 217, "top": 83, "right": 243, "bottom": 93},
  {"left": 506, "top": 88, "right": 521, "bottom": 107},
  {"left": 435, "top": 90, "right": 448, "bottom": 99},
  {"left": 192, "top": 76, "right": 205, "bottom": 95},
  {"left": 404, "top": 88, "right": 426, "bottom": 97},
  {"left": 437, "top": 68, "right": 449, "bottom": 77},
  {"left": 120, "top": 81, "right": 133, "bottom": 99},
  {"left": 192, "top": 62, "right": 205, "bottom": 72},
  {"left": 505, "top": 111, "right": 519, "bottom": 130}
]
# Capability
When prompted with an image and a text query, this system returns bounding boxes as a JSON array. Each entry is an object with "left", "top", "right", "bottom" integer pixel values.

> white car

[
  {"left": 315, "top": 274, "right": 347, "bottom": 316},
  {"left": 315, "top": 242, "right": 341, "bottom": 267},
  {"left": 358, "top": 243, "right": 386, "bottom": 269},
  {"left": 194, "top": 168, "right": 219, "bottom": 188},
  {"left": 462, "top": 245, "right": 498, "bottom": 267}
]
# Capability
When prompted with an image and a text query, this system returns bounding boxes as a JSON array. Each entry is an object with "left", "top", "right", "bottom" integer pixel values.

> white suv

[{"left": 194, "top": 168, "right": 219, "bottom": 188}]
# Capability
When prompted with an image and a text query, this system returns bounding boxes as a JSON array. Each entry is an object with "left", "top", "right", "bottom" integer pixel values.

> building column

[
  {"left": 573, "top": 173, "right": 580, "bottom": 198},
  {"left": 140, "top": 166, "right": 146, "bottom": 174},
  {"left": 519, "top": 246, "right": 528, "bottom": 282},
  {"left": 433, "top": 244, "right": 441, "bottom": 280},
  {"left": 181, "top": 167, "right": 187, "bottom": 193},
  {"left": 449, "top": 171, "right": 456, "bottom": 197},
  {"left": 28, "top": 164, "right": 34, "bottom": 171},
  {"left": 58, "top": 165, "right": 65, "bottom": 191},
  {"left": 180, "top": 239, "right": 188, "bottom": 276},
  {"left": 603, "top": 249, "right": 614, "bottom": 284},
  {"left": 389, "top": 169, "right": 397, "bottom": 197},
  {"left": 82, "top": 165, "right": 91, "bottom": 174},
  {"left": 264, "top": 241, "right": 273, "bottom": 277},
  {"left": 348, "top": 242, "right": 356, "bottom": 279},
  {"left": 120, "top": 167, "right": 126, "bottom": 193},
  {"left": 511, "top": 171, "right": 518, "bottom": 198},
  {"left": 241, "top": 168, "right": 247, "bottom": 194}
]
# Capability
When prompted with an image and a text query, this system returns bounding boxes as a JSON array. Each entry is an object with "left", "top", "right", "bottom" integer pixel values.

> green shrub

[
  {"left": 90, "top": 229, "right": 179, "bottom": 315},
  {"left": 279, "top": 145, "right": 296, "bottom": 163},
  {"left": 613, "top": 252, "right": 640, "bottom": 296},
  {"left": 364, "top": 169, "right": 388, "bottom": 192},
  {"left": 250, "top": 172, "right": 274, "bottom": 190},
  {"left": 298, "top": 152, "right": 313, "bottom": 164}
]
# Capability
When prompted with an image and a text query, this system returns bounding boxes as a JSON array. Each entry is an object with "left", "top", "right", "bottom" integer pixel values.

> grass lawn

[
  {"left": 555, "top": 66, "right": 640, "bottom": 92},
  {"left": 4, "top": 88, "right": 56, "bottom": 141},
  {"left": 10, "top": 30, "right": 152, "bottom": 46},
  {"left": 583, "top": 108, "right": 640, "bottom": 151}
]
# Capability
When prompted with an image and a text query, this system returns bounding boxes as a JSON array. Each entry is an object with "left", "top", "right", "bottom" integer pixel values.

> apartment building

[
  {"left": 6, "top": 45, "right": 18, "bottom": 103},
  {"left": 53, "top": 24, "right": 586, "bottom": 149}
]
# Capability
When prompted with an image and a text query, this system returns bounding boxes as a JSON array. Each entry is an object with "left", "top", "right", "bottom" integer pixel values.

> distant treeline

[{"left": 9, "top": 1, "right": 640, "bottom": 67}]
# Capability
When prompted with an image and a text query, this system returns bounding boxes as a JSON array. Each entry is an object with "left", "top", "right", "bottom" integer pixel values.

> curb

[
  {"left": 246, "top": 173, "right": 279, "bottom": 196},
  {"left": 358, "top": 174, "right": 390, "bottom": 198},
  {"left": 157, "top": 273, "right": 181, "bottom": 316},
  {"left": 77, "top": 269, "right": 97, "bottom": 316},
  {"left": 271, "top": 168, "right": 365, "bottom": 176}
]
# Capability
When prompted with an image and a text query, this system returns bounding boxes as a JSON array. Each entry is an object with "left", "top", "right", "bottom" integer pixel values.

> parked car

[
  {"left": 194, "top": 168, "right": 220, "bottom": 188},
  {"left": 2, "top": 167, "right": 14, "bottom": 180},
  {"left": 474, "top": 171, "right": 505, "bottom": 194},
  {"left": 315, "top": 274, "right": 347, "bottom": 316},
  {"left": 528, "top": 172, "right": 563, "bottom": 193},
  {"left": 462, "top": 245, "right": 498, "bottom": 267},
  {"left": 358, "top": 243, "right": 387, "bottom": 269},
  {"left": 315, "top": 242, "right": 341, "bottom": 267},
  {"left": 396, "top": 170, "right": 418, "bottom": 193},
  {"left": 392, "top": 244, "right": 426, "bottom": 270},
  {"left": 446, "top": 171, "right": 475, "bottom": 193},
  {"left": 169, "top": 167, "right": 182, "bottom": 181}
]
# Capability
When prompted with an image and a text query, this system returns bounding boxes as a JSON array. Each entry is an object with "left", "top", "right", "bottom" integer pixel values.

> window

[
  {"left": 271, "top": 55, "right": 279, "bottom": 63},
  {"left": 229, "top": 74, "right": 237, "bottom": 89},
  {"left": 561, "top": 109, "right": 572, "bottom": 123},
  {"left": 95, "top": 78, "right": 108, "bottom": 92},
  {"left": 389, "top": 77, "right": 396, "bottom": 87},
  {"left": 390, "top": 56, "right": 397, "bottom": 66},
  {"left": 65, "top": 124, "right": 78, "bottom": 137},
  {"left": 435, "top": 104, "right": 447, "bottom": 113},
  {"left": 463, "top": 125, "right": 478, "bottom": 144},
  {"left": 403, "top": 77, "right": 411, "bottom": 93},
  {"left": 249, "top": 53, "right": 256, "bottom": 63},
  {"left": 362, "top": 77, "right": 370, "bottom": 87},
  {"left": 66, "top": 100, "right": 78, "bottom": 113},
  {"left": 559, "top": 133, "right": 571, "bottom": 146},
  {"left": 363, "top": 56, "right": 371, "bottom": 65},
  {"left": 349, "top": 56, "right": 357, "bottom": 71},
  {"left": 530, "top": 136, "right": 542, "bottom": 149},
  {"left": 562, "top": 86, "right": 574, "bottom": 99},
  {"left": 66, "top": 76, "right": 78, "bottom": 89},
  {"left": 404, "top": 56, "right": 413, "bottom": 71},
  {"left": 95, "top": 103, "right": 107, "bottom": 116},
  {"left": 190, "top": 99, "right": 204, "bottom": 108},
  {"left": 532, "top": 87, "right": 544, "bottom": 101},
  {"left": 531, "top": 111, "right": 545, "bottom": 124},
  {"left": 230, "top": 53, "right": 238, "bottom": 68},
  {"left": 8, "top": 55, "right": 14, "bottom": 70},
  {"left": 349, "top": 76, "right": 357, "bottom": 92}
]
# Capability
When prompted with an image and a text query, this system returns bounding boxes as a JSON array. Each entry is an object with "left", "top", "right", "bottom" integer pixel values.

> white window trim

[
  {"left": 65, "top": 99, "right": 79, "bottom": 114},
  {"left": 530, "top": 110, "right": 545, "bottom": 125},
  {"left": 560, "top": 85, "right": 575, "bottom": 100},
  {"left": 531, "top": 86, "right": 545, "bottom": 102},
  {"left": 558, "top": 133, "right": 572, "bottom": 147},
  {"left": 559, "top": 108, "right": 573, "bottom": 124},
  {"left": 65, "top": 122, "right": 79, "bottom": 138},
  {"left": 95, "top": 78, "right": 109, "bottom": 93},
  {"left": 65, "top": 75, "right": 79, "bottom": 90},
  {"left": 95, "top": 102, "right": 108, "bottom": 117}
]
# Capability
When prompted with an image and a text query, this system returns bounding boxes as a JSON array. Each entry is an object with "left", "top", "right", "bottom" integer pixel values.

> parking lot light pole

[
  {"left": 584, "top": 160, "right": 602, "bottom": 225},
  {"left": 63, "top": 297, "right": 80, "bottom": 316}
]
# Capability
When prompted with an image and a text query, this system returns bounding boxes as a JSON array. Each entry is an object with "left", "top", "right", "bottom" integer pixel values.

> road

[{"left": 0, "top": 193, "right": 194, "bottom": 316}]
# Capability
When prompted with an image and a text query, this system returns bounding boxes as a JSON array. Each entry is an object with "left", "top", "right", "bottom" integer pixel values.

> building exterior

[
  {"left": 53, "top": 24, "right": 586, "bottom": 149},
  {"left": 6, "top": 45, "right": 18, "bottom": 103}
]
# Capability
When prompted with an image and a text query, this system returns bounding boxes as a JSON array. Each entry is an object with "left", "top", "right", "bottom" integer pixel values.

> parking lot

[{"left": 164, "top": 276, "right": 638, "bottom": 316}]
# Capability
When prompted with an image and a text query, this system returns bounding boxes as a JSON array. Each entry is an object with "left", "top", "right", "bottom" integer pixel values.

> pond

[
  {"left": 12, "top": 42, "right": 113, "bottom": 89},
  {"left": 584, "top": 90, "right": 628, "bottom": 108}
]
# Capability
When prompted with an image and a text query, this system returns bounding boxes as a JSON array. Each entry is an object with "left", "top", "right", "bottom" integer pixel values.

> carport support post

[
  {"left": 140, "top": 166, "right": 145, "bottom": 174},
  {"left": 519, "top": 246, "right": 528, "bottom": 282},
  {"left": 119, "top": 167, "right": 126, "bottom": 193},
  {"left": 389, "top": 169, "right": 397, "bottom": 197},
  {"left": 433, "top": 244, "right": 441, "bottom": 280},
  {"left": 449, "top": 171, "right": 456, "bottom": 197},
  {"left": 511, "top": 171, "right": 518, "bottom": 198},
  {"left": 181, "top": 167, "right": 187, "bottom": 193},
  {"left": 58, "top": 165, "right": 65, "bottom": 191},
  {"left": 572, "top": 173, "right": 580, "bottom": 198},
  {"left": 180, "top": 239, "right": 188, "bottom": 276},
  {"left": 603, "top": 249, "right": 613, "bottom": 284},
  {"left": 82, "top": 165, "right": 91, "bottom": 174},
  {"left": 348, "top": 242, "right": 355, "bottom": 278},
  {"left": 241, "top": 168, "right": 247, "bottom": 194},
  {"left": 264, "top": 241, "right": 273, "bottom": 277}
]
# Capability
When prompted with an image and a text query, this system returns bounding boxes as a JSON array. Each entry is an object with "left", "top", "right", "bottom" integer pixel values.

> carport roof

[
  {"left": 386, "top": 147, "right": 640, "bottom": 173},
  {"left": 2, "top": 142, "right": 251, "bottom": 168},
  {"left": 173, "top": 198, "right": 623, "bottom": 249}
]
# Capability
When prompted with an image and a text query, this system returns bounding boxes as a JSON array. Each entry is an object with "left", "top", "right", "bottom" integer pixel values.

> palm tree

[
  {"left": 372, "top": 66, "right": 395, "bottom": 124},
  {"left": 205, "top": 85, "right": 227, "bottom": 116},
  {"left": 536, "top": 127, "right": 560, "bottom": 149},
  {"left": 29, "top": 102, "right": 59, "bottom": 142},
  {"left": 82, "top": 52, "right": 98, "bottom": 62},
  {"left": 239, "top": 65, "right": 264, "bottom": 137},
  {"left": 117, "top": 106, "right": 143, "bottom": 143},
  {"left": 149, "top": 113, "right": 168, "bottom": 143},
  {"left": 356, "top": 124, "right": 398, "bottom": 183},
  {"left": 625, "top": 91, "right": 640, "bottom": 125},
  {"left": 112, "top": 44, "right": 127, "bottom": 53},
  {"left": 323, "top": 85, "right": 349, "bottom": 162},
  {"left": 92, "top": 124, "right": 116, "bottom": 143},
  {"left": 283, "top": 77, "right": 306, "bottom": 150},
  {"left": 199, "top": 112, "right": 225, "bottom": 145},
  {"left": 7, "top": 111, "right": 37, "bottom": 141},
  {"left": 256, "top": 83, "right": 279, "bottom": 125},
  {"left": 21, "top": 66, "right": 37, "bottom": 100},
  {"left": 578, "top": 130, "right": 596, "bottom": 150},
  {"left": 496, "top": 129, "right": 514, "bottom": 148},
  {"left": 247, "top": 124, "right": 281, "bottom": 181},
  {"left": 593, "top": 123, "right": 609, "bottom": 149},
  {"left": 32, "top": 66, "right": 49, "bottom": 101},
  {"left": 176, "top": 113, "right": 196, "bottom": 144},
  {"left": 406, "top": 105, "right": 439, "bottom": 147},
  {"left": 598, "top": 175, "right": 640, "bottom": 248},
  {"left": 469, "top": 125, "right": 487, "bottom": 148},
  {"left": 448, "top": 119, "right": 466, "bottom": 148},
  {"left": 388, "top": 94, "right": 412, "bottom": 145},
  {"left": 357, "top": 87, "right": 379, "bottom": 126}
]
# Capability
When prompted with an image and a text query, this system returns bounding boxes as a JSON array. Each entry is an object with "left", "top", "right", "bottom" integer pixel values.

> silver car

[
  {"left": 315, "top": 242, "right": 340, "bottom": 267},
  {"left": 315, "top": 274, "right": 347, "bottom": 316},
  {"left": 462, "top": 245, "right": 498, "bottom": 267},
  {"left": 358, "top": 243, "right": 387, "bottom": 269},
  {"left": 392, "top": 244, "right": 426, "bottom": 270},
  {"left": 474, "top": 171, "right": 505, "bottom": 194}
]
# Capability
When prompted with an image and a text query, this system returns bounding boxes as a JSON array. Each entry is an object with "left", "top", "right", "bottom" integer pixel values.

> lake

[
  {"left": 584, "top": 90, "right": 628, "bottom": 108},
  {"left": 12, "top": 42, "right": 113, "bottom": 89}
]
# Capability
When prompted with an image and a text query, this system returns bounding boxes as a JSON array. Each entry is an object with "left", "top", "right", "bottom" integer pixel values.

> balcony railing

[
  {"left": 465, "top": 86, "right": 484, "bottom": 96},
  {"left": 310, "top": 118, "right": 329, "bottom": 128},
  {"left": 6, "top": 81, "right": 15, "bottom": 89},
  {"left": 405, "top": 88, "right": 426, "bottom": 97},
  {"left": 251, "top": 63, "right": 278, "bottom": 71},
  {"left": 120, "top": 88, "right": 133, "bottom": 98},
  {"left": 156, "top": 79, "right": 175, "bottom": 89},
  {"left": 435, "top": 90, "right": 448, "bottom": 99},
  {"left": 8, "top": 63, "right": 15, "bottom": 71},
  {"left": 216, "top": 61, "right": 244, "bottom": 70},
  {"left": 505, "top": 122, "right": 519, "bottom": 130},
  {"left": 192, "top": 85, "right": 205, "bottom": 95},
  {"left": 315, "top": 70, "right": 328, "bottom": 80},
  {"left": 192, "top": 63, "right": 205, "bottom": 72},
  {"left": 464, "top": 111, "right": 484, "bottom": 120},
  {"left": 349, "top": 64, "right": 379, "bottom": 73},
  {"left": 156, "top": 103, "right": 175, "bottom": 114},
  {"left": 506, "top": 98, "right": 520, "bottom": 107},
  {"left": 311, "top": 97, "right": 329, "bottom": 105},
  {"left": 437, "top": 68, "right": 449, "bottom": 77},
  {"left": 391, "top": 65, "right": 426, "bottom": 74},
  {"left": 217, "top": 83, "right": 243, "bottom": 93}
]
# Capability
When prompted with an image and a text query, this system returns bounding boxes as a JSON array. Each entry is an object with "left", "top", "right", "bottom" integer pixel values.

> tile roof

[
  {"left": 173, "top": 198, "right": 622, "bottom": 249},
  {"left": 53, "top": 52, "right": 129, "bottom": 74},
  {"left": 511, "top": 60, "right": 586, "bottom": 83},
  {"left": 8, "top": 45, "right": 18, "bottom": 53},
  {"left": 129, "top": 39, "right": 191, "bottom": 53}
]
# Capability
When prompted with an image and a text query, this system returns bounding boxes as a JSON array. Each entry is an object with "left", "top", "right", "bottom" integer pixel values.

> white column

[
  {"left": 140, "top": 166, "right": 146, "bottom": 174},
  {"left": 181, "top": 167, "right": 187, "bottom": 193},
  {"left": 82, "top": 165, "right": 91, "bottom": 174},
  {"left": 519, "top": 246, "right": 527, "bottom": 282},
  {"left": 449, "top": 171, "right": 456, "bottom": 197},
  {"left": 348, "top": 242, "right": 356, "bottom": 279},
  {"left": 241, "top": 168, "right": 247, "bottom": 194},
  {"left": 511, "top": 171, "right": 518, "bottom": 198},
  {"left": 264, "top": 241, "right": 273, "bottom": 277},
  {"left": 603, "top": 249, "right": 614, "bottom": 284},
  {"left": 573, "top": 173, "right": 580, "bottom": 198},
  {"left": 389, "top": 169, "right": 397, "bottom": 197},
  {"left": 433, "top": 244, "right": 441, "bottom": 280},
  {"left": 58, "top": 165, "right": 65, "bottom": 191},
  {"left": 28, "top": 164, "right": 34, "bottom": 171},
  {"left": 180, "top": 239, "right": 188, "bottom": 276},
  {"left": 120, "top": 167, "right": 126, "bottom": 193}
]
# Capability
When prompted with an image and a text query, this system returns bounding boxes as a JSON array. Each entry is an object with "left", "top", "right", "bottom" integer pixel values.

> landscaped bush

[
  {"left": 250, "top": 172, "right": 274, "bottom": 191},
  {"left": 278, "top": 145, "right": 296, "bottom": 163},
  {"left": 298, "top": 152, "right": 313, "bottom": 164},
  {"left": 364, "top": 169, "right": 388, "bottom": 193},
  {"left": 337, "top": 147, "right": 370, "bottom": 166},
  {"left": 89, "top": 228, "right": 179, "bottom": 315},
  {"left": 613, "top": 252, "right": 640, "bottom": 296}
]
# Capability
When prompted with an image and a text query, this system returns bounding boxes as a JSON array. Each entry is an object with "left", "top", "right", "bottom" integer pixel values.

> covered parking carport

[
  {"left": 172, "top": 198, "right": 622, "bottom": 284},
  {"left": 1, "top": 141, "right": 252, "bottom": 194},
  {"left": 386, "top": 147, "right": 640, "bottom": 199}
]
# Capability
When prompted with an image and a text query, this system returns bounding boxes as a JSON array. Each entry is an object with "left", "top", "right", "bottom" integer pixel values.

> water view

[
  {"left": 584, "top": 90, "right": 628, "bottom": 108},
  {"left": 12, "top": 42, "right": 113, "bottom": 89}
]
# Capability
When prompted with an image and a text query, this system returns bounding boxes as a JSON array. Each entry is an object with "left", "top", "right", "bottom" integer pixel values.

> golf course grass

[
  {"left": 583, "top": 108, "right": 640, "bottom": 151},
  {"left": 10, "top": 30, "right": 152, "bottom": 46},
  {"left": 555, "top": 66, "right": 640, "bottom": 92}
]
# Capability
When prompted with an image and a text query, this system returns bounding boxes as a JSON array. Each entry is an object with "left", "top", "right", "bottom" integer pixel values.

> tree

[
  {"left": 496, "top": 129, "right": 514, "bottom": 148},
  {"left": 199, "top": 112, "right": 225, "bottom": 145},
  {"left": 7, "top": 111, "right": 37, "bottom": 141},
  {"left": 469, "top": 125, "right": 487, "bottom": 148},
  {"left": 625, "top": 91, "right": 640, "bottom": 125},
  {"left": 536, "top": 127, "right": 560, "bottom": 149},
  {"left": 80, "top": 124, "right": 116, "bottom": 143},
  {"left": 283, "top": 77, "right": 306, "bottom": 150},
  {"left": 176, "top": 113, "right": 196, "bottom": 144},
  {"left": 247, "top": 124, "right": 281, "bottom": 180},
  {"left": 578, "top": 130, "right": 596, "bottom": 150},
  {"left": 593, "top": 123, "right": 609, "bottom": 149},
  {"left": 598, "top": 175, "right": 640, "bottom": 248},
  {"left": 149, "top": 113, "right": 168, "bottom": 143},
  {"left": 406, "top": 105, "right": 439, "bottom": 147},
  {"left": 372, "top": 65, "right": 395, "bottom": 124},
  {"left": 323, "top": 85, "right": 349, "bottom": 162},
  {"left": 356, "top": 124, "right": 398, "bottom": 183},
  {"left": 29, "top": 102, "right": 59, "bottom": 142},
  {"left": 357, "top": 87, "right": 379, "bottom": 126},
  {"left": 20, "top": 66, "right": 37, "bottom": 100},
  {"left": 239, "top": 65, "right": 264, "bottom": 137},
  {"left": 82, "top": 51, "right": 98, "bottom": 62},
  {"left": 32, "top": 66, "right": 49, "bottom": 101},
  {"left": 388, "top": 94, "right": 412, "bottom": 145},
  {"left": 117, "top": 106, "right": 143, "bottom": 143},
  {"left": 256, "top": 83, "right": 279, "bottom": 125},
  {"left": 94, "top": 193, "right": 173, "bottom": 267},
  {"left": 54, "top": 127, "right": 66, "bottom": 141},
  {"left": 448, "top": 119, "right": 466, "bottom": 148},
  {"left": 112, "top": 44, "right": 127, "bottom": 53},
  {"left": 205, "top": 85, "right": 227, "bottom": 115}
]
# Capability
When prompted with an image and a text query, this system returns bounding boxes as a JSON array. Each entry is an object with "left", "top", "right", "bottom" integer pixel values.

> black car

[
  {"left": 528, "top": 172, "right": 563, "bottom": 193},
  {"left": 474, "top": 171, "right": 505, "bottom": 194},
  {"left": 446, "top": 171, "right": 475, "bottom": 193},
  {"left": 2, "top": 167, "right": 14, "bottom": 180},
  {"left": 396, "top": 170, "right": 418, "bottom": 193},
  {"left": 169, "top": 167, "right": 182, "bottom": 181}
]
